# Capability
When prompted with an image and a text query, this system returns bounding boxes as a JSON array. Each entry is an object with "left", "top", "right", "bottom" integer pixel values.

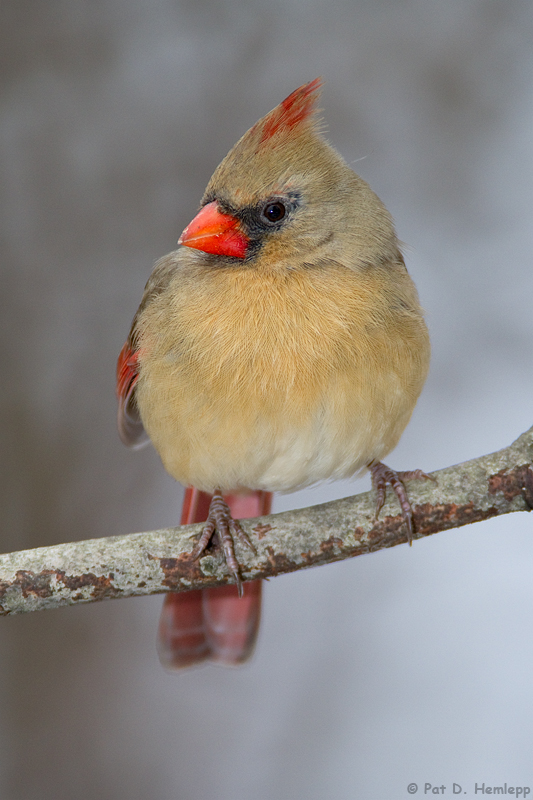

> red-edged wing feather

[
  {"left": 157, "top": 488, "right": 272, "bottom": 669},
  {"left": 116, "top": 340, "right": 148, "bottom": 448}
]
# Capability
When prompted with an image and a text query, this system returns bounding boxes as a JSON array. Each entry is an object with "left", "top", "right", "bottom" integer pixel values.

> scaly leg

[
  {"left": 190, "top": 490, "right": 256, "bottom": 595},
  {"left": 369, "top": 462, "right": 436, "bottom": 544}
]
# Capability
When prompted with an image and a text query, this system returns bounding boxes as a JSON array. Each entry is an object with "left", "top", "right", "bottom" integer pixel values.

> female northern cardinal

[{"left": 117, "top": 79, "right": 431, "bottom": 668}]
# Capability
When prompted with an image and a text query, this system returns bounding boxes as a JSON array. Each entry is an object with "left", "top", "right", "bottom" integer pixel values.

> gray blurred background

[{"left": 1, "top": 1, "right": 532, "bottom": 798}]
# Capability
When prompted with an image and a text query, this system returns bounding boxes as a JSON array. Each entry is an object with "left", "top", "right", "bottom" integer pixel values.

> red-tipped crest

[{"left": 255, "top": 78, "right": 323, "bottom": 144}]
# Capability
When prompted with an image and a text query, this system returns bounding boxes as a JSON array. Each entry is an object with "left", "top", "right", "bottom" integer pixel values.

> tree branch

[{"left": 1, "top": 426, "right": 532, "bottom": 616}]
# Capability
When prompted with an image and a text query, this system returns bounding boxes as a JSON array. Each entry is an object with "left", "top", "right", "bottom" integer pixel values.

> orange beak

[{"left": 178, "top": 201, "right": 249, "bottom": 258}]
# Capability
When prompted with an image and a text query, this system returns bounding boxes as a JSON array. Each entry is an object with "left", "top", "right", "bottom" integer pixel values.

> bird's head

[{"left": 179, "top": 79, "right": 398, "bottom": 270}]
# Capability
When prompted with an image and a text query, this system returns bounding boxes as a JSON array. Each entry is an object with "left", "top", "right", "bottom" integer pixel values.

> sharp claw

[
  {"left": 190, "top": 535, "right": 211, "bottom": 561},
  {"left": 232, "top": 522, "right": 256, "bottom": 554},
  {"left": 404, "top": 512, "right": 413, "bottom": 546},
  {"left": 373, "top": 488, "right": 386, "bottom": 521},
  {"left": 233, "top": 571, "right": 243, "bottom": 598}
]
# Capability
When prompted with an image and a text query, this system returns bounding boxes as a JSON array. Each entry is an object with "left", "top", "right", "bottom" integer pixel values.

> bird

[{"left": 117, "top": 78, "right": 431, "bottom": 669}]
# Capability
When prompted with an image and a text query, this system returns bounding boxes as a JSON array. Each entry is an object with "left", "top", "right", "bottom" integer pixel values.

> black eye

[{"left": 262, "top": 201, "right": 286, "bottom": 224}]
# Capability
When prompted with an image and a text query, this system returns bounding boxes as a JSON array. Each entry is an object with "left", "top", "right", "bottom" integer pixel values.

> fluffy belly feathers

[{"left": 135, "top": 261, "right": 429, "bottom": 493}]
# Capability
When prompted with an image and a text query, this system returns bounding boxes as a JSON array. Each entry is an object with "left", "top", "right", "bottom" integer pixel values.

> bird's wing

[
  {"left": 116, "top": 254, "right": 180, "bottom": 448},
  {"left": 116, "top": 335, "right": 148, "bottom": 448}
]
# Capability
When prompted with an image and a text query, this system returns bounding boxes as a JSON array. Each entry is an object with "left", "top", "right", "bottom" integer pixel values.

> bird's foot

[
  {"left": 369, "top": 462, "right": 436, "bottom": 545},
  {"left": 189, "top": 491, "right": 255, "bottom": 596}
]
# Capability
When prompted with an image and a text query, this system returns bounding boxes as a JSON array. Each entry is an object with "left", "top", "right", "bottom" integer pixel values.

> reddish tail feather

[{"left": 157, "top": 488, "right": 272, "bottom": 669}]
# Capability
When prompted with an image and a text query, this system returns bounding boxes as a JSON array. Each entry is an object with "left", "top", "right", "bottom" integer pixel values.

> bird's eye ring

[{"left": 262, "top": 201, "right": 286, "bottom": 224}]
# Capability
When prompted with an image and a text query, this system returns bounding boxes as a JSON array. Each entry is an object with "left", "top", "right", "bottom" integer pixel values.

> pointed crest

[
  {"left": 203, "top": 78, "right": 328, "bottom": 205},
  {"left": 254, "top": 78, "right": 323, "bottom": 145}
]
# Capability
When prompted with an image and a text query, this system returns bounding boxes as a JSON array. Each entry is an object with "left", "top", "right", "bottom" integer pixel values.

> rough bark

[{"left": 1, "top": 426, "right": 532, "bottom": 616}]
